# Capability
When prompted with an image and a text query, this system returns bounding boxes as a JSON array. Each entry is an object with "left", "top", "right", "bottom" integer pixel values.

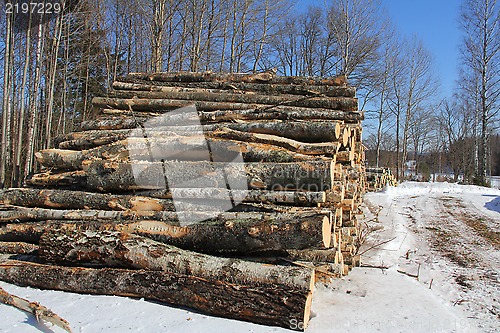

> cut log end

[
  {"left": 303, "top": 291, "right": 314, "bottom": 330},
  {"left": 0, "top": 70, "right": 365, "bottom": 331},
  {"left": 334, "top": 122, "right": 341, "bottom": 140},
  {"left": 322, "top": 217, "right": 332, "bottom": 248}
]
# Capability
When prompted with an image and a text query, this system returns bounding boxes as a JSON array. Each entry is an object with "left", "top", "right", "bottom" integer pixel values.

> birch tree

[{"left": 459, "top": 0, "right": 500, "bottom": 185}]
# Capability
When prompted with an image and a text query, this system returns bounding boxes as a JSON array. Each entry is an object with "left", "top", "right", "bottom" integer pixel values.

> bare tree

[
  {"left": 326, "top": 0, "right": 383, "bottom": 79},
  {"left": 24, "top": 13, "right": 46, "bottom": 179},
  {"left": 400, "top": 38, "right": 439, "bottom": 174},
  {"left": 385, "top": 37, "right": 438, "bottom": 179},
  {"left": 459, "top": 0, "right": 500, "bottom": 185},
  {"left": 437, "top": 98, "right": 475, "bottom": 181},
  {"left": 0, "top": 4, "right": 13, "bottom": 188},
  {"left": 369, "top": 26, "right": 398, "bottom": 167},
  {"left": 44, "top": 13, "right": 64, "bottom": 149},
  {"left": 150, "top": 0, "right": 166, "bottom": 72},
  {"left": 13, "top": 9, "right": 33, "bottom": 186}
]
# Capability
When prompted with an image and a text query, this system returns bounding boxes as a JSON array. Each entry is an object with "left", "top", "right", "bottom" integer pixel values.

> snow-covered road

[
  {"left": 360, "top": 182, "right": 499, "bottom": 333},
  {"left": 0, "top": 182, "right": 498, "bottom": 333}
]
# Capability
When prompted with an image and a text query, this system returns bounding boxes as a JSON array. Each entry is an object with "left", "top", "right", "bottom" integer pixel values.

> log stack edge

[{"left": 0, "top": 71, "right": 366, "bottom": 330}]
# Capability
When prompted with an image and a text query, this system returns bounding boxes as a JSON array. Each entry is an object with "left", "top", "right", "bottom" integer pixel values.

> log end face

[
  {"left": 334, "top": 122, "right": 341, "bottom": 140},
  {"left": 319, "top": 192, "right": 327, "bottom": 203},
  {"left": 302, "top": 289, "right": 314, "bottom": 330},
  {"left": 333, "top": 75, "right": 347, "bottom": 86},
  {"left": 328, "top": 160, "right": 336, "bottom": 190},
  {"left": 322, "top": 217, "right": 332, "bottom": 248}
]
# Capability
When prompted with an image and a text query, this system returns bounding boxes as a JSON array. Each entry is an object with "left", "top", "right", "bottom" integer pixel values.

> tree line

[{"left": 0, "top": 0, "right": 499, "bottom": 188}]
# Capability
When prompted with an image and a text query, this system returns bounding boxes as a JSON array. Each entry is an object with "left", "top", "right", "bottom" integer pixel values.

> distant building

[{"left": 405, "top": 160, "right": 417, "bottom": 171}]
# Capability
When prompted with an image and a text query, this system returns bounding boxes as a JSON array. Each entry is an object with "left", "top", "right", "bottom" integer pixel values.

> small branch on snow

[
  {"left": 0, "top": 286, "right": 72, "bottom": 332},
  {"left": 357, "top": 236, "right": 398, "bottom": 256},
  {"left": 360, "top": 263, "right": 391, "bottom": 270},
  {"left": 397, "top": 269, "right": 418, "bottom": 278},
  {"left": 398, "top": 264, "right": 420, "bottom": 281},
  {"left": 452, "top": 299, "right": 468, "bottom": 306},
  {"left": 404, "top": 249, "right": 416, "bottom": 260}
]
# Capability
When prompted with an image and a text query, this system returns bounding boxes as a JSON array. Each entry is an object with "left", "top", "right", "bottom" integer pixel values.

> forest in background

[{"left": 0, "top": 0, "right": 499, "bottom": 188}]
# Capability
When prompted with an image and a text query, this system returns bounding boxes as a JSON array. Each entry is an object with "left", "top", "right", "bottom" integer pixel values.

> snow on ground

[
  {"left": 360, "top": 182, "right": 499, "bottom": 333},
  {"left": 0, "top": 182, "right": 498, "bottom": 333},
  {"left": 488, "top": 176, "right": 500, "bottom": 190}
]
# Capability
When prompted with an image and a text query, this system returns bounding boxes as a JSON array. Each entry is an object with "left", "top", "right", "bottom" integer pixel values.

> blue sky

[
  {"left": 381, "top": 0, "right": 462, "bottom": 98},
  {"left": 294, "top": 0, "right": 462, "bottom": 99}
]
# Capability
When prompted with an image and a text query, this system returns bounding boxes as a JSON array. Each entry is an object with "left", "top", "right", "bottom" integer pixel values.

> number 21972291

[{"left": 5, "top": 2, "right": 62, "bottom": 15}]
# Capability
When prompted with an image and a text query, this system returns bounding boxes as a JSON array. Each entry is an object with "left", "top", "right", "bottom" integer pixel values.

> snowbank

[{"left": 383, "top": 181, "right": 500, "bottom": 197}]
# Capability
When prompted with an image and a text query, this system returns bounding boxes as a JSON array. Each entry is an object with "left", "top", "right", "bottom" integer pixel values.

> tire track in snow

[{"left": 415, "top": 195, "right": 499, "bottom": 332}]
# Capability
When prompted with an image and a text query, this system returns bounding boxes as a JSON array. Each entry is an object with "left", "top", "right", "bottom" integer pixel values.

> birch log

[
  {"left": 0, "top": 210, "right": 332, "bottom": 252},
  {"left": 80, "top": 160, "right": 334, "bottom": 192},
  {"left": 0, "top": 188, "right": 326, "bottom": 209},
  {"left": 0, "top": 259, "right": 313, "bottom": 330},
  {"left": 103, "top": 90, "right": 358, "bottom": 111},
  {"left": 0, "top": 242, "right": 38, "bottom": 254},
  {"left": 36, "top": 136, "right": 323, "bottom": 170},
  {"left": 125, "top": 71, "right": 347, "bottom": 86},
  {"left": 79, "top": 107, "right": 362, "bottom": 131},
  {"left": 112, "top": 80, "right": 355, "bottom": 97},
  {"left": 55, "top": 120, "right": 342, "bottom": 150}
]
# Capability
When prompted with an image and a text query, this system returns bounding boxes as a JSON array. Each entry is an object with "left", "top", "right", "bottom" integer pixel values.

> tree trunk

[
  {"left": 80, "top": 116, "right": 148, "bottom": 131},
  {"left": 109, "top": 89, "right": 358, "bottom": 111},
  {"left": 36, "top": 137, "right": 324, "bottom": 170},
  {"left": 0, "top": 242, "right": 38, "bottom": 254},
  {"left": 24, "top": 160, "right": 337, "bottom": 192},
  {"left": 137, "top": 188, "right": 327, "bottom": 205},
  {"left": 0, "top": 9, "right": 13, "bottom": 188},
  {"left": 26, "top": 170, "right": 87, "bottom": 188},
  {"left": 39, "top": 229, "right": 315, "bottom": 288},
  {"left": 28, "top": 160, "right": 334, "bottom": 192},
  {"left": 80, "top": 107, "right": 362, "bottom": 131},
  {"left": 211, "top": 128, "right": 340, "bottom": 156},
  {"left": 285, "top": 248, "right": 340, "bottom": 264},
  {"left": 118, "top": 213, "right": 332, "bottom": 252},
  {"left": 0, "top": 259, "right": 313, "bottom": 331},
  {"left": 80, "top": 160, "right": 334, "bottom": 192},
  {"left": 56, "top": 121, "right": 342, "bottom": 150},
  {"left": 0, "top": 221, "right": 104, "bottom": 243},
  {"left": 24, "top": 19, "right": 45, "bottom": 179},
  {"left": 125, "top": 71, "right": 347, "bottom": 86},
  {"left": 0, "top": 188, "right": 327, "bottom": 209},
  {"left": 92, "top": 95, "right": 357, "bottom": 112},
  {"left": 0, "top": 210, "right": 332, "bottom": 253},
  {"left": 90, "top": 98, "right": 267, "bottom": 112},
  {"left": 212, "top": 121, "right": 342, "bottom": 142},
  {"left": 112, "top": 80, "right": 356, "bottom": 97},
  {"left": 57, "top": 127, "right": 341, "bottom": 157},
  {"left": 13, "top": 10, "right": 33, "bottom": 187}
]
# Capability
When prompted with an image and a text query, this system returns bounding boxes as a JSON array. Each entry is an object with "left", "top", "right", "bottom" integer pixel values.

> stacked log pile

[
  {"left": 0, "top": 72, "right": 366, "bottom": 330},
  {"left": 366, "top": 167, "right": 397, "bottom": 191}
]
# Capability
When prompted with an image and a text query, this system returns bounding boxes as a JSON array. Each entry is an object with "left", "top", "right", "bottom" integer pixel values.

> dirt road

[{"left": 363, "top": 183, "right": 499, "bottom": 333}]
